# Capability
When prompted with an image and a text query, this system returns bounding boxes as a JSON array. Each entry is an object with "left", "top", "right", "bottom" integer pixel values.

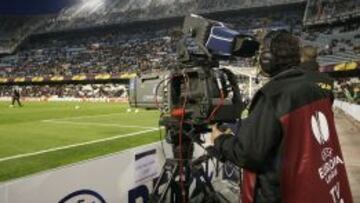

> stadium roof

[{"left": 0, "top": 0, "right": 75, "bottom": 15}]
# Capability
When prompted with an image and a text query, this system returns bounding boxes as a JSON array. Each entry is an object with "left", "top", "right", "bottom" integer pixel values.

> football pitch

[{"left": 0, "top": 101, "right": 161, "bottom": 183}]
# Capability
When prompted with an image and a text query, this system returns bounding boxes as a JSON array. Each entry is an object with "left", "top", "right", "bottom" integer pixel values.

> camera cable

[{"left": 178, "top": 71, "right": 190, "bottom": 203}]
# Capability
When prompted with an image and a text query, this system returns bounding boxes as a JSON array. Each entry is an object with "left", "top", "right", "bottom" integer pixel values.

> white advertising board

[
  {"left": 0, "top": 142, "right": 227, "bottom": 203},
  {"left": 334, "top": 100, "right": 360, "bottom": 122},
  {"left": 0, "top": 97, "right": 128, "bottom": 103}
]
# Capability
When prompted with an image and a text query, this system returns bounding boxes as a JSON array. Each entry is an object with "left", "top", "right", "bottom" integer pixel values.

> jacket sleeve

[{"left": 213, "top": 92, "right": 282, "bottom": 172}]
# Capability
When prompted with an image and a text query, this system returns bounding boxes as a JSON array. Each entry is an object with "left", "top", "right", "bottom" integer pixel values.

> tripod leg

[
  {"left": 170, "top": 162, "right": 191, "bottom": 203},
  {"left": 149, "top": 159, "right": 179, "bottom": 203},
  {"left": 191, "top": 163, "right": 231, "bottom": 203},
  {"left": 160, "top": 162, "right": 178, "bottom": 202},
  {"left": 149, "top": 163, "right": 168, "bottom": 203}
]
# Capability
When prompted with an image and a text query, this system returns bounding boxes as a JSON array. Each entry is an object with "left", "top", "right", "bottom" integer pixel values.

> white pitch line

[
  {"left": 42, "top": 112, "right": 125, "bottom": 122},
  {"left": 42, "top": 120, "right": 157, "bottom": 130},
  {"left": 42, "top": 111, "right": 155, "bottom": 122},
  {"left": 0, "top": 128, "right": 159, "bottom": 163}
]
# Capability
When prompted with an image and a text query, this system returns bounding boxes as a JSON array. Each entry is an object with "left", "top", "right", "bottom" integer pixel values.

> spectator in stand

[
  {"left": 342, "top": 82, "right": 360, "bottom": 104},
  {"left": 137, "top": 58, "right": 151, "bottom": 75},
  {"left": 298, "top": 45, "right": 319, "bottom": 72},
  {"left": 354, "top": 86, "right": 360, "bottom": 103}
]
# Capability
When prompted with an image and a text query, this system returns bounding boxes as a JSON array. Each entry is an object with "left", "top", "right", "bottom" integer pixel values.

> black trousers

[{"left": 12, "top": 97, "right": 22, "bottom": 106}]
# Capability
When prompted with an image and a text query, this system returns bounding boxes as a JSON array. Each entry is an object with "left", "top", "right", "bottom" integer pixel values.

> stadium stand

[
  {"left": 335, "top": 78, "right": 360, "bottom": 104},
  {"left": 302, "top": 21, "right": 360, "bottom": 65},
  {"left": 0, "top": 29, "right": 176, "bottom": 78},
  {"left": 1, "top": 6, "right": 359, "bottom": 79},
  {"left": 0, "top": 1, "right": 359, "bottom": 99},
  {"left": 303, "top": 0, "right": 360, "bottom": 25},
  {"left": 0, "top": 16, "right": 44, "bottom": 54},
  {"left": 36, "top": 0, "right": 304, "bottom": 33},
  {"left": 0, "top": 0, "right": 304, "bottom": 54}
]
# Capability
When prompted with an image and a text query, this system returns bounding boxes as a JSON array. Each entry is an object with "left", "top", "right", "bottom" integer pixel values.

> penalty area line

[{"left": 0, "top": 128, "right": 158, "bottom": 163}]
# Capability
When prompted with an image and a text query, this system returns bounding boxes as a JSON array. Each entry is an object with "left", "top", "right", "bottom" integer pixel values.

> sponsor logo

[
  {"left": 311, "top": 111, "right": 330, "bottom": 145},
  {"left": 59, "top": 189, "right": 106, "bottom": 203},
  {"left": 317, "top": 82, "right": 332, "bottom": 91},
  {"left": 318, "top": 155, "right": 344, "bottom": 184},
  {"left": 222, "top": 161, "right": 239, "bottom": 182},
  {"left": 224, "top": 163, "right": 236, "bottom": 177},
  {"left": 330, "top": 182, "right": 345, "bottom": 203},
  {"left": 321, "top": 147, "right": 334, "bottom": 161}
]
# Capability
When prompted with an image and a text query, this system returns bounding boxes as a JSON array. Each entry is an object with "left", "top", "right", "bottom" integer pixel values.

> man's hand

[{"left": 210, "top": 124, "right": 233, "bottom": 144}]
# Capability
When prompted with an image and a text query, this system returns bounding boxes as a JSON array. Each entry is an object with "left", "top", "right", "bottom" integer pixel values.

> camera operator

[{"left": 210, "top": 30, "right": 353, "bottom": 203}]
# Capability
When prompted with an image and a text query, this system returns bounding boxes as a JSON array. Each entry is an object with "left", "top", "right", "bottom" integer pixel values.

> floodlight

[{"left": 80, "top": 0, "right": 105, "bottom": 12}]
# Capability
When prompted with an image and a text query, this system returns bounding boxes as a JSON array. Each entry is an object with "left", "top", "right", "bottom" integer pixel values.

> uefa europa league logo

[{"left": 311, "top": 111, "right": 330, "bottom": 145}]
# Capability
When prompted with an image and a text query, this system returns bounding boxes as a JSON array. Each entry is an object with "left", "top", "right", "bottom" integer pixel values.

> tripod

[{"left": 148, "top": 128, "right": 230, "bottom": 203}]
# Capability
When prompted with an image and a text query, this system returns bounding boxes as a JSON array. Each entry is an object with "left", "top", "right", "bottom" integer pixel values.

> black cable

[
  {"left": 178, "top": 71, "right": 190, "bottom": 203},
  {"left": 154, "top": 77, "right": 168, "bottom": 110},
  {"left": 159, "top": 113, "right": 167, "bottom": 159}
]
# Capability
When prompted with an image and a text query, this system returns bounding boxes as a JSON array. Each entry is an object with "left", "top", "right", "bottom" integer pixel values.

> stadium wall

[
  {"left": 334, "top": 100, "right": 360, "bottom": 122},
  {"left": 0, "top": 141, "right": 235, "bottom": 203}
]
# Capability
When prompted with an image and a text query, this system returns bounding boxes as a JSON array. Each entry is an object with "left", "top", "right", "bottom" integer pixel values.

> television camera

[
  {"left": 128, "top": 14, "right": 259, "bottom": 202},
  {"left": 129, "top": 14, "right": 259, "bottom": 129}
]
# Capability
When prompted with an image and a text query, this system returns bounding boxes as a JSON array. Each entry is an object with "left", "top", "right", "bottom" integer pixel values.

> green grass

[{"left": 0, "top": 101, "right": 161, "bottom": 182}]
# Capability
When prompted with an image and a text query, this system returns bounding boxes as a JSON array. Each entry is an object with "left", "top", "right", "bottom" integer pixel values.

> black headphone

[{"left": 259, "top": 30, "right": 288, "bottom": 76}]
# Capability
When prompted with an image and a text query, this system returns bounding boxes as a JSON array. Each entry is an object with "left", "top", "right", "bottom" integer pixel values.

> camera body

[
  {"left": 129, "top": 63, "right": 243, "bottom": 125},
  {"left": 129, "top": 13, "right": 259, "bottom": 127}
]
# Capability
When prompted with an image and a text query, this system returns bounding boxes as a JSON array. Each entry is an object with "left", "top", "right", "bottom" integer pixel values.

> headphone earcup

[{"left": 259, "top": 51, "right": 275, "bottom": 76}]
